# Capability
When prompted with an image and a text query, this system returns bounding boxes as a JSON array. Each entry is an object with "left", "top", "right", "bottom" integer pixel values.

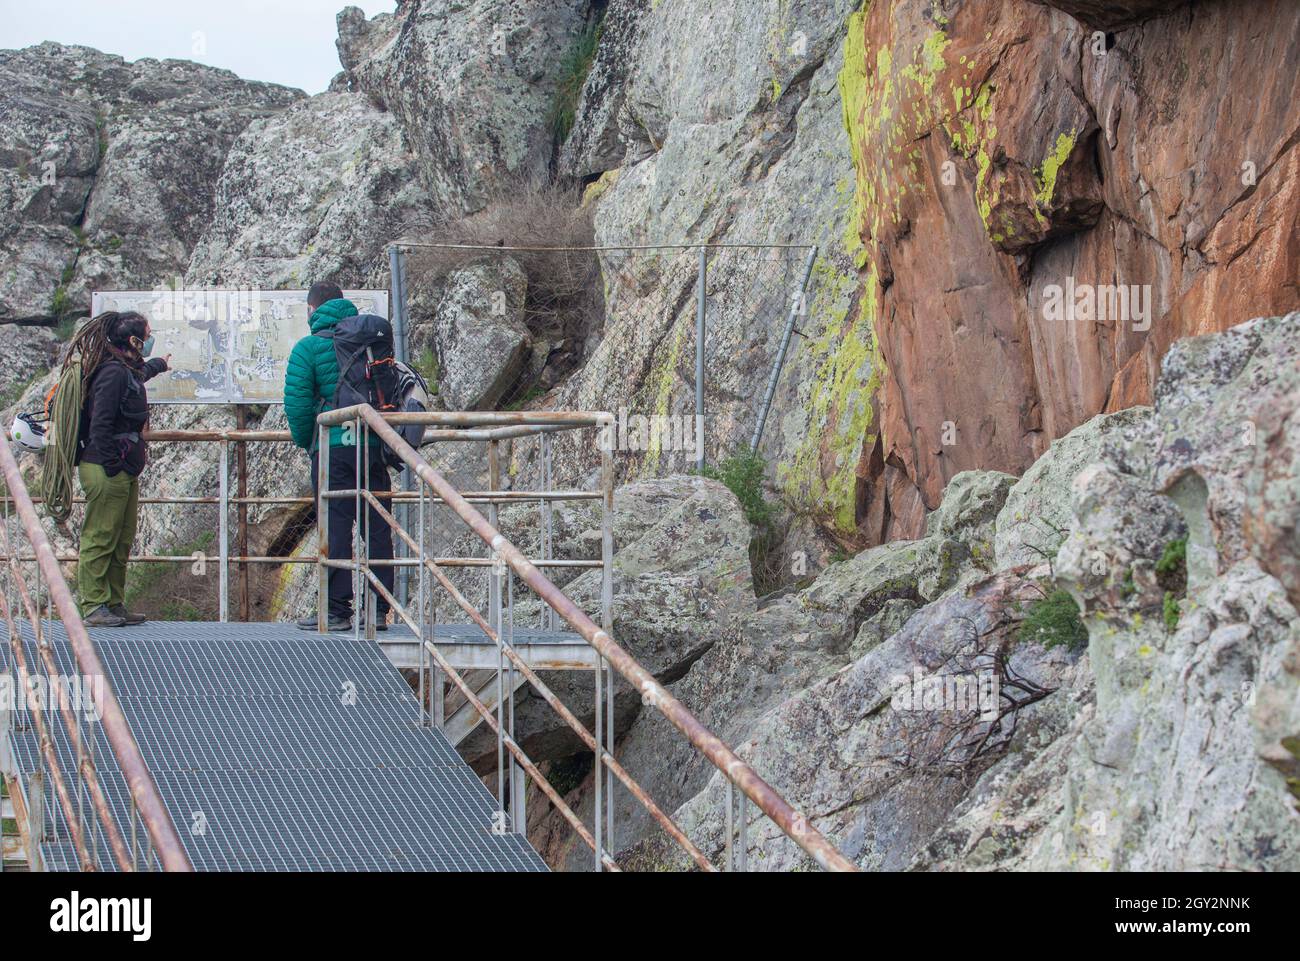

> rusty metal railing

[
  {"left": 2, "top": 427, "right": 605, "bottom": 622},
  {"left": 318, "top": 404, "right": 857, "bottom": 872},
  {"left": 0, "top": 408, "right": 855, "bottom": 871},
  {"left": 0, "top": 437, "right": 192, "bottom": 872},
  {"left": 2, "top": 428, "right": 308, "bottom": 622}
]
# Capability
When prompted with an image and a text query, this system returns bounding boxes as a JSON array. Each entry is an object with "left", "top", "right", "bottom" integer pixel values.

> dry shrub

[
  {"left": 884, "top": 611, "right": 1057, "bottom": 780},
  {"left": 403, "top": 178, "right": 602, "bottom": 403}
]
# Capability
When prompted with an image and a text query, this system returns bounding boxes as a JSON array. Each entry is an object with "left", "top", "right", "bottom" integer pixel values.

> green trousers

[{"left": 76, "top": 462, "right": 139, "bottom": 615}]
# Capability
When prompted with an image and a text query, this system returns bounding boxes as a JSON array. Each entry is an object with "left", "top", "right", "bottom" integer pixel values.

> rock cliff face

[
  {"left": 553, "top": 0, "right": 877, "bottom": 538},
  {"left": 0, "top": 43, "right": 300, "bottom": 328},
  {"left": 9, "top": 2, "right": 1294, "bottom": 552},
  {"left": 839, "top": 0, "right": 1300, "bottom": 540},
  {"left": 185, "top": 89, "right": 432, "bottom": 290},
  {"left": 574, "top": 314, "right": 1298, "bottom": 871},
  {"left": 1, "top": 0, "right": 1297, "bottom": 872},
  {"left": 336, "top": 0, "right": 590, "bottom": 214}
]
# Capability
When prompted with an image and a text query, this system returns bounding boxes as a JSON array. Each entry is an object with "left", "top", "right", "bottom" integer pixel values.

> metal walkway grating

[{"left": 3, "top": 620, "right": 546, "bottom": 872}]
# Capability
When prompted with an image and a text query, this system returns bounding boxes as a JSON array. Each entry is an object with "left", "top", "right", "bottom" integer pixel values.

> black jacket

[{"left": 77, "top": 357, "right": 167, "bottom": 477}]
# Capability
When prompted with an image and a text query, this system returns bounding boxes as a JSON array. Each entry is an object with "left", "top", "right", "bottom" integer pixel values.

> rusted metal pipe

[
  {"left": 3, "top": 489, "right": 598, "bottom": 509},
  {"left": 0, "top": 591, "right": 96, "bottom": 870},
  {"left": 142, "top": 429, "right": 291, "bottom": 442},
  {"left": 0, "top": 439, "right": 193, "bottom": 871},
  {"left": 363, "top": 489, "right": 717, "bottom": 870},
  {"left": 48, "top": 422, "right": 596, "bottom": 445},
  {"left": 0, "top": 524, "right": 134, "bottom": 870},
  {"left": 319, "top": 406, "right": 602, "bottom": 428},
  {"left": 345, "top": 405, "right": 858, "bottom": 872},
  {"left": 363, "top": 569, "right": 619, "bottom": 871},
  {"left": 394, "top": 241, "right": 814, "bottom": 252},
  {"left": 5, "top": 553, "right": 603, "bottom": 568}
]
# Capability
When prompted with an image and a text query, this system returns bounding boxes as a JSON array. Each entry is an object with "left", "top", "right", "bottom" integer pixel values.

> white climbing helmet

[{"left": 10, "top": 412, "right": 48, "bottom": 452}]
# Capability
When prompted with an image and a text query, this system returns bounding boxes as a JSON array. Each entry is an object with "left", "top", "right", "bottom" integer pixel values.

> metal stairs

[{"left": 2, "top": 620, "right": 546, "bottom": 872}]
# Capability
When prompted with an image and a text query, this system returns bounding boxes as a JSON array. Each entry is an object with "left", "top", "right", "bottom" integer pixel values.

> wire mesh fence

[{"left": 392, "top": 241, "right": 818, "bottom": 601}]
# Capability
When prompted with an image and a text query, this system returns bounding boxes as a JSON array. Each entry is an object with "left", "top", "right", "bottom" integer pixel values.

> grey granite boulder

[
  {"left": 0, "top": 42, "right": 300, "bottom": 322},
  {"left": 429, "top": 259, "right": 531, "bottom": 411},
  {"left": 336, "top": 0, "right": 588, "bottom": 214},
  {"left": 186, "top": 90, "right": 431, "bottom": 290}
]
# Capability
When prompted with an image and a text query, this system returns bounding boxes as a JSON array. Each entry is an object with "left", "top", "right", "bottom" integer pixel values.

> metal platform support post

[
  {"left": 0, "top": 702, "right": 10, "bottom": 777},
  {"left": 423, "top": 476, "right": 443, "bottom": 729},
  {"left": 353, "top": 416, "right": 363, "bottom": 643},
  {"left": 487, "top": 440, "right": 505, "bottom": 818},
  {"left": 363, "top": 419, "right": 376, "bottom": 641},
  {"left": 218, "top": 438, "right": 229, "bottom": 623},
  {"left": 28, "top": 770, "right": 45, "bottom": 858},
  {"left": 593, "top": 653, "right": 603, "bottom": 871},
  {"left": 316, "top": 422, "right": 330, "bottom": 634},
  {"left": 695, "top": 247, "right": 707, "bottom": 472},
  {"left": 600, "top": 417, "right": 615, "bottom": 854},
  {"left": 508, "top": 576, "right": 524, "bottom": 833},
  {"left": 539, "top": 434, "right": 554, "bottom": 632},
  {"left": 390, "top": 245, "right": 413, "bottom": 610},
  {"left": 235, "top": 405, "right": 250, "bottom": 621}
]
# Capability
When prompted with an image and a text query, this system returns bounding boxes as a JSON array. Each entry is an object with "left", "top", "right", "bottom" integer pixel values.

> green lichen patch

[
  {"left": 777, "top": 256, "right": 880, "bottom": 533},
  {"left": 1033, "top": 130, "right": 1078, "bottom": 213}
]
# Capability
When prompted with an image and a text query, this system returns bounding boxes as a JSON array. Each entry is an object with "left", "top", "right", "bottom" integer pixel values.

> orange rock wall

[{"left": 841, "top": 0, "right": 1300, "bottom": 540}]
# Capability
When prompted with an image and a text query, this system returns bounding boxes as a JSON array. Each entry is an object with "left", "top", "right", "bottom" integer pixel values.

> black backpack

[{"left": 317, "top": 314, "right": 429, "bottom": 469}]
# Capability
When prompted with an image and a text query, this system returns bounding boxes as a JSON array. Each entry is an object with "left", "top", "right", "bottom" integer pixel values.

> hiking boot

[
  {"left": 84, "top": 605, "right": 126, "bottom": 627},
  {"left": 109, "top": 605, "right": 147, "bottom": 625},
  {"left": 296, "top": 613, "right": 352, "bottom": 632}
]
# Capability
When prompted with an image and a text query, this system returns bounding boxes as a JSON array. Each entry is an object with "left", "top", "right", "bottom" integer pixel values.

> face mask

[{"left": 139, "top": 335, "right": 155, "bottom": 357}]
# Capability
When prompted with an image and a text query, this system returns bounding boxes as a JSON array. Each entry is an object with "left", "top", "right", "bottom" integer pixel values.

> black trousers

[{"left": 311, "top": 445, "right": 394, "bottom": 620}]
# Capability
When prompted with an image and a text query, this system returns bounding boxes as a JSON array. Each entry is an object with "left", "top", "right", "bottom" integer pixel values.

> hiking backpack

[{"left": 316, "top": 314, "right": 430, "bottom": 469}]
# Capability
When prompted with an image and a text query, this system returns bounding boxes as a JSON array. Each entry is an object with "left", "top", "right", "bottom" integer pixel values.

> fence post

[
  {"left": 600, "top": 417, "right": 615, "bottom": 852},
  {"left": 487, "top": 440, "right": 505, "bottom": 823},
  {"left": 316, "top": 423, "right": 330, "bottom": 633},
  {"left": 218, "top": 437, "right": 229, "bottom": 623},
  {"left": 751, "top": 245, "right": 818, "bottom": 452},
  {"left": 390, "top": 245, "right": 413, "bottom": 610},
  {"left": 28, "top": 770, "right": 45, "bottom": 848},
  {"left": 695, "top": 246, "right": 707, "bottom": 472},
  {"left": 235, "top": 404, "right": 250, "bottom": 621},
  {"left": 389, "top": 245, "right": 408, "bottom": 365},
  {"left": 0, "top": 699, "right": 12, "bottom": 778}
]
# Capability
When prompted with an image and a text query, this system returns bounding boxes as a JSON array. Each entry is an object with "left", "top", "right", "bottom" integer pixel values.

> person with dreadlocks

[{"left": 68, "top": 311, "right": 170, "bottom": 627}]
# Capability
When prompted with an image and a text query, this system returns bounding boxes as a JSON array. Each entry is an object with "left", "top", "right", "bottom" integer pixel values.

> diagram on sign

[{"left": 90, "top": 289, "right": 389, "bottom": 404}]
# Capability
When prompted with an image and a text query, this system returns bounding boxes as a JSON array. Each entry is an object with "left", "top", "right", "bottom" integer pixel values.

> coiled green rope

[{"left": 40, "top": 358, "right": 83, "bottom": 523}]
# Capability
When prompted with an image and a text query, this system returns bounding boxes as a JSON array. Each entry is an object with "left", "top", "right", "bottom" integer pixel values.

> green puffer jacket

[{"left": 284, "top": 298, "right": 374, "bottom": 451}]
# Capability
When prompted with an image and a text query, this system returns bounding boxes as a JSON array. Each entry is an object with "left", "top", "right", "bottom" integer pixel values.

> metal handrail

[
  {"left": 0, "top": 403, "right": 855, "bottom": 872},
  {"left": 319, "top": 403, "right": 857, "bottom": 872},
  {"left": 0, "top": 422, "right": 610, "bottom": 621},
  {"left": 0, "top": 437, "right": 193, "bottom": 871}
]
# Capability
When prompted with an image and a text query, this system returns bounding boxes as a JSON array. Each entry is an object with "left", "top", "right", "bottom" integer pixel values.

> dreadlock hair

[{"left": 62, "top": 311, "right": 148, "bottom": 391}]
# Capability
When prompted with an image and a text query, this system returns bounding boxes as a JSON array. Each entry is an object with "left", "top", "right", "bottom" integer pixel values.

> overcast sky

[{"left": 0, "top": 0, "right": 397, "bottom": 93}]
